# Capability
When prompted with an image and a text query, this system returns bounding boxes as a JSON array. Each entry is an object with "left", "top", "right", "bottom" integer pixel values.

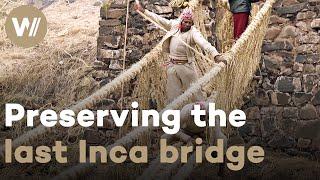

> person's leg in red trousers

[{"left": 233, "top": 12, "right": 250, "bottom": 39}]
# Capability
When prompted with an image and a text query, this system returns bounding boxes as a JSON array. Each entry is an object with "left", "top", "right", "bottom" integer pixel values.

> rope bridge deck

[{"left": 0, "top": 0, "right": 277, "bottom": 178}]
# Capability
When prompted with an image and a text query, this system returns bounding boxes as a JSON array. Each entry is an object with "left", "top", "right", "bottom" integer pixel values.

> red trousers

[{"left": 233, "top": 12, "right": 250, "bottom": 39}]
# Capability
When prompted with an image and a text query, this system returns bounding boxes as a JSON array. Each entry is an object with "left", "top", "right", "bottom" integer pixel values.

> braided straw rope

[
  {"left": 0, "top": 43, "right": 163, "bottom": 157},
  {"left": 52, "top": 61, "right": 226, "bottom": 180},
  {"left": 189, "top": 0, "right": 215, "bottom": 76},
  {"left": 110, "top": 0, "right": 274, "bottom": 178},
  {"left": 169, "top": 0, "right": 188, "bottom": 8},
  {"left": 208, "top": 0, "right": 275, "bottom": 125},
  {"left": 171, "top": 0, "right": 276, "bottom": 177}
]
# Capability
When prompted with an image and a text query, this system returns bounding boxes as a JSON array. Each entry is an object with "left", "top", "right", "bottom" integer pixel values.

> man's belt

[{"left": 170, "top": 58, "right": 188, "bottom": 65}]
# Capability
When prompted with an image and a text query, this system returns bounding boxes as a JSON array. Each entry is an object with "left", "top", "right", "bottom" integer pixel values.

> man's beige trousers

[{"left": 166, "top": 63, "right": 204, "bottom": 103}]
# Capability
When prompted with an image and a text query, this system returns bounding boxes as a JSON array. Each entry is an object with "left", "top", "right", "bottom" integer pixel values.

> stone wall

[
  {"left": 95, "top": 0, "right": 320, "bottom": 153},
  {"left": 95, "top": 0, "right": 173, "bottom": 100},
  {"left": 241, "top": 0, "right": 320, "bottom": 153}
]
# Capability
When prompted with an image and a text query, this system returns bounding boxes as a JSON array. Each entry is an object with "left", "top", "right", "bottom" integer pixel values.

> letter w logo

[{"left": 11, "top": 17, "right": 41, "bottom": 37}]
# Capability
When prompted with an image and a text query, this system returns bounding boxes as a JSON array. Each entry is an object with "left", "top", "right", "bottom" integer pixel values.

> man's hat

[{"left": 180, "top": 8, "right": 193, "bottom": 21}]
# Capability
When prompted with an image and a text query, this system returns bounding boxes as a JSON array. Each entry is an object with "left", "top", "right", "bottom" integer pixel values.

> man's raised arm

[{"left": 134, "top": 2, "right": 173, "bottom": 31}]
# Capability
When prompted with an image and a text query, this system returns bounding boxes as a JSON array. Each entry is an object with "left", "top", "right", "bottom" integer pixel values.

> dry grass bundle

[
  {"left": 204, "top": 2, "right": 270, "bottom": 137},
  {"left": 132, "top": 52, "right": 167, "bottom": 110},
  {"left": 0, "top": 0, "right": 24, "bottom": 52},
  {"left": 0, "top": 0, "right": 100, "bottom": 139},
  {"left": 0, "top": 0, "right": 100, "bottom": 176}
]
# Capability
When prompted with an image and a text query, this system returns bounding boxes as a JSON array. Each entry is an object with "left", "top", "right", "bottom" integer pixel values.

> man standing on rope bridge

[{"left": 134, "top": 2, "right": 226, "bottom": 103}]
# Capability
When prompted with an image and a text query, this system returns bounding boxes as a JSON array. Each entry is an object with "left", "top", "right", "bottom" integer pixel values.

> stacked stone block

[{"left": 95, "top": 0, "right": 174, "bottom": 96}]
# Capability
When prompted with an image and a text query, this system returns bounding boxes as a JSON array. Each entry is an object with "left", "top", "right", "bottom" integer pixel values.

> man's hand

[
  {"left": 134, "top": 1, "right": 145, "bottom": 13},
  {"left": 214, "top": 54, "right": 228, "bottom": 65}
]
